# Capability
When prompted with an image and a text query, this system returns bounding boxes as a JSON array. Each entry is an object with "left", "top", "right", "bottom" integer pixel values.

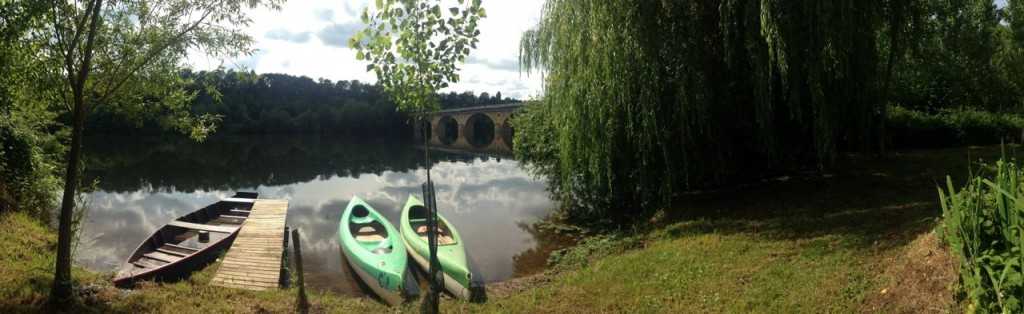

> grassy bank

[
  {"left": 467, "top": 146, "right": 979, "bottom": 313},
  {"left": 2, "top": 146, "right": 987, "bottom": 312},
  {"left": 0, "top": 211, "right": 386, "bottom": 313}
]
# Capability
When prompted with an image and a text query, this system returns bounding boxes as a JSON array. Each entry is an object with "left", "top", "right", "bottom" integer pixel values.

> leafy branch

[{"left": 350, "top": 0, "right": 486, "bottom": 115}]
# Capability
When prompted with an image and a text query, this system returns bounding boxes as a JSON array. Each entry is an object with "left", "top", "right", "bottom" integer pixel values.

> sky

[{"left": 188, "top": 0, "right": 546, "bottom": 100}]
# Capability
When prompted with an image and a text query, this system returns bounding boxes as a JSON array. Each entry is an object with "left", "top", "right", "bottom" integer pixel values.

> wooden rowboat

[
  {"left": 112, "top": 192, "right": 258, "bottom": 287},
  {"left": 400, "top": 195, "right": 473, "bottom": 299},
  {"left": 339, "top": 195, "right": 408, "bottom": 305}
]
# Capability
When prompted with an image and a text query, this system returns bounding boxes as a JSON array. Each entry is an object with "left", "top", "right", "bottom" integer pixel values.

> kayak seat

[
  {"left": 416, "top": 225, "right": 446, "bottom": 236},
  {"left": 355, "top": 226, "right": 386, "bottom": 240},
  {"left": 414, "top": 225, "right": 456, "bottom": 245}
]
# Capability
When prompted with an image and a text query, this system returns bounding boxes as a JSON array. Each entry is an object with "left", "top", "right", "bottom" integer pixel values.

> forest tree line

[{"left": 87, "top": 69, "right": 520, "bottom": 135}]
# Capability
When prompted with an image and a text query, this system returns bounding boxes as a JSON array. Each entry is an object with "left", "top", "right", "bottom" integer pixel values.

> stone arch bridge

[{"left": 413, "top": 103, "right": 522, "bottom": 153}]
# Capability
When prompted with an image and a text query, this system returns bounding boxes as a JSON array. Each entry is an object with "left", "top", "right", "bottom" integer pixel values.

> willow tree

[
  {"left": 520, "top": 0, "right": 894, "bottom": 221},
  {"left": 33, "top": 0, "right": 283, "bottom": 306}
]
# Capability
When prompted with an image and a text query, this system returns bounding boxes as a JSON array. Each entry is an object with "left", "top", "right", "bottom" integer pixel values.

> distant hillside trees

[{"left": 87, "top": 69, "right": 519, "bottom": 135}]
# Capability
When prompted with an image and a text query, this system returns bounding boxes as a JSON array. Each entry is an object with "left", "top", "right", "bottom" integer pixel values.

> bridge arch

[
  {"left": 465, "top": 113, "right": 496, "bottom": 148},
  {"left": 436, "top": 116, "right": 458, "bottom": 145}
]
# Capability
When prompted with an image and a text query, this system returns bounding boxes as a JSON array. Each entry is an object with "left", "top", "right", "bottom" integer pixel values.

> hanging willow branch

[{"left": 519, "top": 0, "right": 901, "bottom": 220}]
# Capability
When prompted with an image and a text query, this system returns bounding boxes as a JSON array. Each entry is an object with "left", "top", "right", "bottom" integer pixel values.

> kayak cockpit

[
  {"left": 349, "top": 204, "right": 394, "bottom": 254},
  {"left": 406, "top": 204, "right": 457, "bottom": 245}
]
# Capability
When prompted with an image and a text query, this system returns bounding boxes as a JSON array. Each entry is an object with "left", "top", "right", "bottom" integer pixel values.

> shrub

[
  {"left": 888, "top": 106, "right": 1024, "bottom": 148},
  {"left": 938, "top": 158, "right": 1024, "bottom": 312},
  {"left": 0, "top": 112, "right": 65, "bottom": 221}
]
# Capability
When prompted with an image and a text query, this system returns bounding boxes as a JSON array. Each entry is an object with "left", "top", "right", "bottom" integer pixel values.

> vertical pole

[
  {"left": 292, "top": 229, "right": 309, "bottom": 313},
  {"left": 420, "top": 113, "right": 441, "bottom": 314}
]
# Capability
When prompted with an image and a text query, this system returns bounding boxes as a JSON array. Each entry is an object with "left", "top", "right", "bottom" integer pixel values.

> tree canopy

[
  {"left": 352, "top": 0, "right": 485, "bottom": 114},
  {"left": 516, "top": 0, "right": 1024, "bottom": 222}
]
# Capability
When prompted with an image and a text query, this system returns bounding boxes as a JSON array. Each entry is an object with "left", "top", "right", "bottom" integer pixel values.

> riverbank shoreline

[{"left": 4, "top": 145, "right": 990, "bottom": 312}]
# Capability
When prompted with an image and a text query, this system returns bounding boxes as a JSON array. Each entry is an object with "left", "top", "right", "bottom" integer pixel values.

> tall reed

[{"left": 938, "top": 156, "right": 1024, "bottom": 312}]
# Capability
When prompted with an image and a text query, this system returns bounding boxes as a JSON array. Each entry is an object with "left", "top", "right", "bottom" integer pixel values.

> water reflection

[{"left": 76, "top": 135, "right": 572, "bottom": 296}]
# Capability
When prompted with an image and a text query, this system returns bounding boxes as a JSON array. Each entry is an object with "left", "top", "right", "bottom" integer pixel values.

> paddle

[{"left": 419, "top": 115, "right": 443, "bottom": 314}]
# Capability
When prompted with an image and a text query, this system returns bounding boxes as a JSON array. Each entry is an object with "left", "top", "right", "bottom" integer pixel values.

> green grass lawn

[{"left": 2, "top": 146, "right": 995, "bottom": 312}]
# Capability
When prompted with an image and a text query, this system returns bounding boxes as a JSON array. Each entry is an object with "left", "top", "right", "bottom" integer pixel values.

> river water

[{"left": 73, "top": 135, "right": 571, "bottom": 297}]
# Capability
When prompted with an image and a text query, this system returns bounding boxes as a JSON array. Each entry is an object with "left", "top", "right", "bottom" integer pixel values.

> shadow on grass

[{"left": 659, "top": 146, "right": 1009, "bottom": 251}]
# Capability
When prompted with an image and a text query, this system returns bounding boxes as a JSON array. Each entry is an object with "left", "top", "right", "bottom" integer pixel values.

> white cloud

[
  {"left": 187, "top": 0, "right": 545, "bottom": 100},
  {"left": 266, "top": 28, "right": 312, "bottom": 43}
]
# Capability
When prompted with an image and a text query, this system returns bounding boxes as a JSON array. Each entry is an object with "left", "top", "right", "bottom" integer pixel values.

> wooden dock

[{"left": 210, "top": 199, "right": 289, "bottom": 290}]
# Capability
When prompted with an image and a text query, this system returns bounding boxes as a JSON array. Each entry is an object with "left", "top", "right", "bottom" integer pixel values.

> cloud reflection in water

[{"left": 76, "top": 155, "right": 556, "bottom": 296}]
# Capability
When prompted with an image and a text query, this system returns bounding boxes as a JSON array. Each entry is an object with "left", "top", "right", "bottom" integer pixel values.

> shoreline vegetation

[{"left": 4, "top": 144, "right": 998, "bottom": 312}]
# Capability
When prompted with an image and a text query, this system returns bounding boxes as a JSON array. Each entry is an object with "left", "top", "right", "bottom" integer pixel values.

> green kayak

[
  {"left": 339, "top": 196, "right": 407, "bottom": 305},
  {"left": 400, "top": 195, "right": 472, "bottom": 299}
]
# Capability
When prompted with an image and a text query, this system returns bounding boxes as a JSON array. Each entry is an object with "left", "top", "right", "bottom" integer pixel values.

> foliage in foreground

[
  {"left": 938, "top": 158, "right": 1024, "bottom": 312},
  {"left": 0, "top": 0, "right": 65, "bottom": 219}
]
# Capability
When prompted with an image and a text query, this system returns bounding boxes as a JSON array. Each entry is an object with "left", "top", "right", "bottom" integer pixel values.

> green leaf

[
  {"left": 478, "top": 7, "right": 487, "bottom": 18},
  {"left": 366, "top": 64, "right": 374, "bottom": 72},
  {"left": 356, "top": 50, "right": 365, "bottom": 60},
  {"left": 375, "top": 0, "right": 383, "bottom": 10},
  {"left": 450, "top": 7, "right": 459, "bottom": 15}
]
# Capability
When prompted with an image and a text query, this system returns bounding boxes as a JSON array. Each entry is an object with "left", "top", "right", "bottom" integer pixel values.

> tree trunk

[
  {"left": 51, "top": 0, "right": 103, "bottom": 308},
  {"left": 50, "top": 84, "right": 86, "bottom": 307},
  {"left": 879, "top": 4, "right": 901, "bottom": 158}
]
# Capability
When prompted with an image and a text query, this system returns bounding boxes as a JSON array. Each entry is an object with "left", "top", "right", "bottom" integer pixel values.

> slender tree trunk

[
  {"left": 879, "top": 5, "right": 901, "bottom": 158},
  {"left": 50, "top": 82, "right": 86, "bottom": 307},
  {"left": 51, "top": 0, "right": 103, "bottom": 307}
]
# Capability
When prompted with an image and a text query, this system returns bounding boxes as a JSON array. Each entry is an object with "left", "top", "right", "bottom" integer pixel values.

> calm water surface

[{"left": 74, "top": 135, "right": 570, "bottom": 297}]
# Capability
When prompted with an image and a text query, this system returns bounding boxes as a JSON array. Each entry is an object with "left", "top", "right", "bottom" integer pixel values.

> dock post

[{"left": 291, "top": 228, "right": 309, "bottom": 313}]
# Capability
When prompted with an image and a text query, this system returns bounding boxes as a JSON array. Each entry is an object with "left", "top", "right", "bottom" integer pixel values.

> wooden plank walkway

[{"left": 210, "top": 199, "right": 289, "bottom": 290}]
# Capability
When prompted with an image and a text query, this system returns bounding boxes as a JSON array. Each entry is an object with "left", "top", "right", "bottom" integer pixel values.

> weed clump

[{"left": 938, "top": 157, "right": 1024, "bottom": 312}]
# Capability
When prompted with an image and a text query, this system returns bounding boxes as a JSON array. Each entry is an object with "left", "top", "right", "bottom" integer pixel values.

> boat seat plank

[
  {"left": 144, "top": 251, "right": 184, "bottom": 263},
  {"left": 223, "top": 197, "right": 257, "bottom": 204},
  {"left": 156, "top": 248, "right": 190, "bottom": 257},
  {"left": 219, "top": 214, "right": 247, "bottom": 220},
  {"left": 229, "top": 209, "right": 251, "bottom": 215},
  {"left": 167, "top": 220, "right": 236, "bottom": 233},
  {"left": 165, "top": 243, "right": 199, "bottom": 251},
  {"left": 133, "top": 259, "right": 162, "bottom": 269}
]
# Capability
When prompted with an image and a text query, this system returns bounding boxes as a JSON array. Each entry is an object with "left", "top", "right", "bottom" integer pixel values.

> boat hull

[
  {"left": 342, "top": 246, "right": 405, "bottom": 305},
  {"left": 112, "top": 192, "right": 258, "bottom": 287},
  {"left": 339, "top": 196, "right": 408, "bottom": 306},
  {"left": 113, "top": 234, "right": 238, "bottom": 286},
  {"left": 403, "top": 239, "right": 471, "bottom": 299},
  {"left": 400, "top": 195, "right": 473, "bottom": 299}
]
